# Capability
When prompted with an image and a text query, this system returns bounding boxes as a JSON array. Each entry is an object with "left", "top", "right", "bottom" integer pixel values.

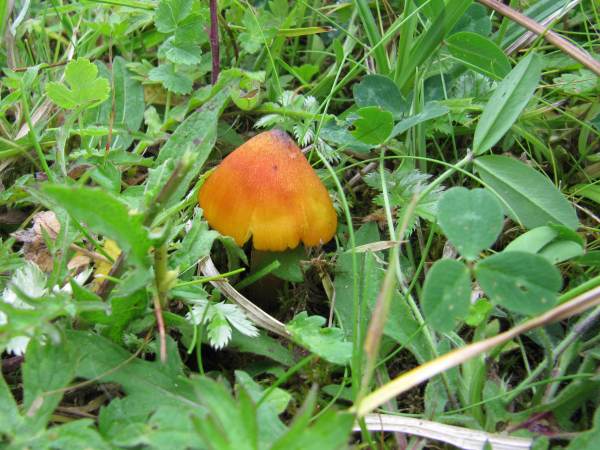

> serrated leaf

[
  {"left": 287, "top": 312, "right": 352, "bottom": 365},
  {"left": 42, "top": 185, "right": 151, "bottom": 267},
  {"left": 350, "top": 106, "right": 393, "bottom": 145},
  {"left": 46, "top": 58, "right": 110, "bottom": 109},
  {"left": 475, "top": 251, "right": 561, "bottom": 315},
  {"left": 474, "top": 155, "right": 579, "bottom": 230},
  {"left": 437, "top": 187, "right": 504, "bottom": 260},
  {"left": 149, "top": 63, "right": 193, "bottom": 94},
  {"left": 160, "top": 37, "right": 203, "bottom": 65},
  {"left": 421, "top": 259, "right": 471, "bottom": 332},
  {"left": 155, "top": 0, "right": 192, "bottom": 33},
  {"left": 473, "top": 52, "right": 543, "bottom": 154}
]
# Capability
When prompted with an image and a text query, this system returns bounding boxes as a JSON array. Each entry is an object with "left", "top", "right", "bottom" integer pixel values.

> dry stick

[
  {"left": 356, "top": 414, "right": 532, "bottom": 450},
  {"left": 209, "top": 0, "right": 220, "bottom": 84},
  {"left": 477, "top": 0, "right": 600, "bottom": 76},
  {"left": 199, "top": 256, "right": 290, "bottom": 338},
  {"left": 505, "top": 0, "right": 581, "bottom": 55},
  {"left": 354, "top": 284, "right": 600, "bottom": 417}
]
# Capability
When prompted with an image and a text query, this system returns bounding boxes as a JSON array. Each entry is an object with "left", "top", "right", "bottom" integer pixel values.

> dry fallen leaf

[{"left": 13, "top": 211, "right": 62, "bottom": 271}]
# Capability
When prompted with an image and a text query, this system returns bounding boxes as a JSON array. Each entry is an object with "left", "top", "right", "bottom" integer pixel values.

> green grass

[{"left": 1, "top": 0, "right": 600, "bottom": 449}]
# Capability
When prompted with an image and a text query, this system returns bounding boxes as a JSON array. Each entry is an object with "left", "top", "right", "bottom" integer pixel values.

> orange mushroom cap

[{"left": 198, "top": 130, "right": 337, "bottom": 251}]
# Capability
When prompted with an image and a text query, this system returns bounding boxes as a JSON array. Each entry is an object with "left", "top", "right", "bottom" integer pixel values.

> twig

[
  {"left": 209, "top": 0, "right": 220, "bottom": 84},
  {"left": 477, "top": 0, "right": 600, "bottom": 76},
  {"left": 356, "top": 414, "right": 532, "bottom": 450},
  {"left": 199, "top": 256, "right": 290, "bottom": 337},
  {"left": 505, "top": 0, "right": 581, "bottom": 55}
]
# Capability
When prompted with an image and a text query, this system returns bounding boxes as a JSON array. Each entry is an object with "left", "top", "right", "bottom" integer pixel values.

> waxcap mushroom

[{"left": 199, "top": 130, "right": 337, "bottom": 251}]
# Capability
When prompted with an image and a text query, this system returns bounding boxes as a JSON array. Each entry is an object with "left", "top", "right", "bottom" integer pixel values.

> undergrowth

[{"left": 1, "top": 0, "right": 599, "bottom": 449}]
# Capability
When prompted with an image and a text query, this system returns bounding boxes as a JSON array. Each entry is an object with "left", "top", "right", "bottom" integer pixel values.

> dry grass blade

[
  {"left": 357, "top": 414, "right": 532, "bottom": 450},
  {"left": 199, "top": 256, "right": 290, "bottom": 337},
  {"left": 505, "top": 0, "right": 581, "bottom": 55},
  {"left": 477, "top": 0, "right": 600, "bottom": 76},
  {"left": 355, "top": 285, "right": 600, "bottom": 417}
]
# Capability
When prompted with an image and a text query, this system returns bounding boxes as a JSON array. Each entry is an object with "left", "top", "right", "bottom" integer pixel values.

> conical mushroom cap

[{"left": 198, "top": 130, "right": 337, "bottom": 251}]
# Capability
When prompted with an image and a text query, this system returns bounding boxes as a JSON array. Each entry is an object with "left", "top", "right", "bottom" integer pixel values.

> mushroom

[{"left": 198, "top": 129, "right": 337, "bottom": 252}]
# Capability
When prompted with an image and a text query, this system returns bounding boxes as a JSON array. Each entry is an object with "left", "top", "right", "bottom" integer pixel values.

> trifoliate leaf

[
  {"left": 186, "top": 300, "right": 258, "bottom": 349},
  {"left": 46, "top": 58, "right": 110, "bottom": 109}
]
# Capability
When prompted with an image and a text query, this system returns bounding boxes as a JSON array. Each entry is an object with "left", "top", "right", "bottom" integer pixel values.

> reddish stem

[{"left": 209, "top": 0, "right": 220, "bottom": 84}]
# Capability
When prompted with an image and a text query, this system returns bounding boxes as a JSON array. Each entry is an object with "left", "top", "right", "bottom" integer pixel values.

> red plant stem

[{"left": 209, "top": 0, "right": 220, "bottom": 84}]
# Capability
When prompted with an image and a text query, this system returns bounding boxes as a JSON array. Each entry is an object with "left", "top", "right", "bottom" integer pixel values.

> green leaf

[
  {"left": 34, "top": 420, "right": 111, "bottom": 450},
  {"left": 350, "top": 106, "right": 393, "bottom": 145},
  {"left": 389, "top": 103, "right": 449, "bottom": 138},
  {"left": 147, "top": 86, "right": 231, "bottom": 210},
  {"left": 473, "top": 52, "right": 543, "bottom": 154},
  {"left": 465, "top": 299, "right": 493, "bottom": 327},
  {"left": 160, "top": 37, "right": 203, "bottom": 65},
  {"left": 229, "top": 330, "right": 295, "bottom": 367},
  {"left": 110, "top": 56, "right": 145, "bottom": 149},
  {"left": 437, "top": 187, "right": 504, "bottom": 260},
  {"left": 191, "top": 377, "right": 258, "bottom": 450},
  {"left": 251, "top": 246, "right": 304, "bottom": 283},
  {"left": 287, "top": 312, "right": 352, "bottom": 365},
  {"left": 421, "top": 259, "right": 472, "bottom": 332},
  {"left": 170, "top": 208, "right": 219, "bottom": 271},
  {"left": 155, "top": 0, "right": 192, "bottom": 33},
  {"left": 474, "top": 155, "right": 579, "bottom": 230},
  {"left": 451, "top": 4, "right": 492, "bottom": 36},
  {"left": 68, "top": 330, "right": 199, "bottom": 422},
  {"left": 90, "top": 162, "right": 121, "bottom": 193},
  {"left": 566, "top": 394, "right": 600, "bottom": 450},
  {"left": 571, "top": 184, "right": 600, "bottom": 205},
  {"left": 505, "top": 225, "right": 584, "bottom": 264},
  {"left": 446, "top": 32, "right": 511, "bottom": 79},
  {"left": 397, "top": 0, "right": 473, "bottom": 89},
  {"left": 353, "top": 74, "right": 408, "bottom": 119},
  {"left": 42, "top": 184, "right": 151, "bottom": 267},
  {"left": 475, "top": 251, "right": 561, "bottom": 315},
  {"left": 106, "top": 405, "right": 196, "bottom": 449},
  {"left": 0, "top": 372, "right": 21, "bottom": 436},
  {"left": 149, "top": 63, "right": 193, "bottom": 94},
  {"left": 22, "top": 339, "right": 78, "bottom": 432},
  {"left": 235, "top": 371, "right": 289, "bottom": 447},
  {"left": 333, "top": 223, "right": 431, "bottom": 362},
  {"left": 553, "top": 70, "right": 598, "bottom": 95},
  {"left": 271, "top": 410, "right": 354, "bottom": 450},
  {"left": 46, "top": 58, "right": 110, "bottom": 109}
]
